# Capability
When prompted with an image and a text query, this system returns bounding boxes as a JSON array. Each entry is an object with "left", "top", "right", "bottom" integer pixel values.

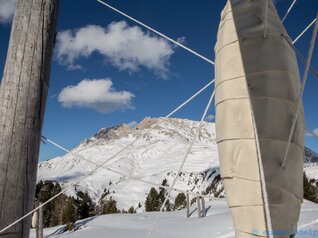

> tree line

[
  {"left": 35, "top": 174, "right": 317, "bottom": 229},
  {"left": 34, "top": 181, "right": 129, "bottom": 230},
  {"left": 34, "top": 179, "right": 189, "bottom": 229},
  {"left": 304, "top": 172, "right": 318, "bottom": 203}
]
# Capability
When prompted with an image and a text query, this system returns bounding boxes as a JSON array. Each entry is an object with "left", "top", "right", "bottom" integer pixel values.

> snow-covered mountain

[
  {"left": 304, "top": 143, "right": 318, "bottom": 181},
  {"left": 38, "top": 117, "right": 318, "bottom": 209},
  {"left": 304, "top": 147, "right": 318, "bottom": 181},
  {"left": 305, "top": 147, "right": 318, "bottom": 163},
  {"left": 38, "top": 118, "right": 221, "bottom": 209}
]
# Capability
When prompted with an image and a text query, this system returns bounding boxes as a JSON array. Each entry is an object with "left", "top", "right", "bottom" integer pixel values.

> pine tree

[
  {"left": 190, "top": 197, "right": 197, "bottom": 206},
  {"left": 35, "top": 181, "right": 62, "bottom": 227},
  {"left": 165, "top": 200, "right": 172, "bottom": 211},
  {"left": 158, "top": 187, "right": 165, "bottom": 205},
  {"left": 158, "top": 181, "right": 171, "bottom": 211},
  {"left": 62, "top": 197, "right": 77, "bottom": 225},
  {"left": 145, "top": 187, "right": 161, "bottom": 212},
  {"left": 128, "top": 206, "right": 136, "bottom": 213},
  {"left": 101, "top": 197, "right": 118, "bottom": 214},
  {"left": 51, "top": 194, "right": 68, "bottom": 226},
  {"left": 175, "top": 193, "right": 186, "bottom": 210},
  {"left": 304, "top": 172, "right": 318, "bottom": 203},
  {"left": 75, "top": 191, "right": 94, "bottom": 219}
]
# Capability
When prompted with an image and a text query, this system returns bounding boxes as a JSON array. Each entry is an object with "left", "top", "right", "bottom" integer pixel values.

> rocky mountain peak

[{"left": 82, "top": 124, "right": 133, "bottom": 144}]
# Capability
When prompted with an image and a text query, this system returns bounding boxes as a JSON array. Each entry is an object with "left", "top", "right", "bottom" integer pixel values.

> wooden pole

[
  {"left": 201, "top": 197, "right": 206, "bottom": 217},
  {"left": 186, "top": 193, "right": 190, "bottom": 218},
  {"left": 36, "top": 217, "right": 39, "bottom": 238},
  {"left": 0, "top": 0, "right": 59, "bottom": 237},
  {"left": 197, "top": 197, "right": 202, "bottom": 218},
  {"left": 37, "top": 203, "right": 43, "bottom": 238}
]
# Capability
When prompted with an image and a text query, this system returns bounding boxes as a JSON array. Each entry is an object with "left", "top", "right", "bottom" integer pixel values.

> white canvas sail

[{"left": 215, "top": 0, "right": 305, "bottom": 237}]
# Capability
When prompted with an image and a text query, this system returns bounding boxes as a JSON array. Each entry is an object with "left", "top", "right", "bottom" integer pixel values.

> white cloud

[
  {"left": 127, "top": 121, "right": 138, "bottom": 128},
  {"left": 307, "top": 128, "right": 318, "bottom": 137},
  {"left": 176, "top": 36, "right": 186, "bottom": 45},
  {"left": 58, "top": 78, "right": 134, "bottom": 113},
  {"left": 204, "top": 114, "right": 215, "bottom": 122},
  {"left": 0, "top": 0, "right": 17, "bottom": 24},
  {"left": 55, "top": 21, "right": 174, "bottom": 78}
]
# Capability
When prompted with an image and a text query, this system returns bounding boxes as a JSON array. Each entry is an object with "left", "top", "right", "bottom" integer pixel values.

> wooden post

[
  {"left": 0, "top": 0, "right": 59, "bottom": 237},
  {"left": 186, "top": 193, "right": 190, "bottom": 218},
  {"left": 201, "top": 197, "right": 206, "bottom": 217},
  {"left": 197, "top": 197, "right": 202, "bottom": 218},
  {"left": 37, "top": 203, "right": 43, "bottom": 238}
]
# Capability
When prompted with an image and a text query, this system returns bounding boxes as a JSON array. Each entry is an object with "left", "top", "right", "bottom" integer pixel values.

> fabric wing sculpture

[{"left": 215, "top": 0, "right": 305, "bottom": 237}]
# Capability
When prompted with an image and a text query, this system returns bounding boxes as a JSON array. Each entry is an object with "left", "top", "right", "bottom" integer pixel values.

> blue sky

[{"left": 0, "top": 0, "right": 317, "bottom": 161}]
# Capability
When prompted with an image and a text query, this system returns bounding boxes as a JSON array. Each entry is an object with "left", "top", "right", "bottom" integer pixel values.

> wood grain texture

[
  {"left": 197, "top": 197, "right": 201, "bottom": 218},
  {"left": 186, "top": 193, "right": 190, "bottom": 218},
  {"left": 36, "top": 204, "right": 43, "bottom": 238},
  {"left": 0, "top": 0, "right": 59, "bottom": 237}
]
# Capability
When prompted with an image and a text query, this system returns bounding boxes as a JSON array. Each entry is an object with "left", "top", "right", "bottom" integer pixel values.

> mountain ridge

[{"left": 37, "top": 117, "right": 318, "bottom": 210}]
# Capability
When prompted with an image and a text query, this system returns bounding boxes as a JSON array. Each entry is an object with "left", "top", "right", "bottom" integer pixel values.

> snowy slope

[
  {"left": 38, "top": 118, "right": 220, "bottom": 209},
  {"left": 304, "top": 163, "right": 318, "bottom": 180},
  {"left": 305, "top": 147, "right": 318, "bottom": 163},
  {"left": 29, "top": 199, "right": 318, "bottom": 238},
  {"left": 38, "top": 117, "right": 318, "bottom": 209},
  {"left": 304, "top": 148, "right": 318, "bottom": 180}
]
